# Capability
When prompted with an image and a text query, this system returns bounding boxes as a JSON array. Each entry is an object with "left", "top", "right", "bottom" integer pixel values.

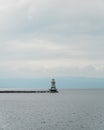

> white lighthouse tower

[{"left": 49, "top": 79, "right": 58, "bottom": 92}]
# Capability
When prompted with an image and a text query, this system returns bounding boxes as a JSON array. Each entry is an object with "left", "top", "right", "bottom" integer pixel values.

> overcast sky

[{"left": 0, "top": 0, "right": 104, "bottom": 78}]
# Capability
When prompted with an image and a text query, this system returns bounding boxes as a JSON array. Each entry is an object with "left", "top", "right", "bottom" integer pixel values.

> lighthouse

[{"left": 49, "top": 79, "right": 58, "bottom": 93}]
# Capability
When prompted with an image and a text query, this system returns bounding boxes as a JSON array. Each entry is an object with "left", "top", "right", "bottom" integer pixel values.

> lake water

[{"left": 0, "top": 89, "right": 104, "bottom": 130}]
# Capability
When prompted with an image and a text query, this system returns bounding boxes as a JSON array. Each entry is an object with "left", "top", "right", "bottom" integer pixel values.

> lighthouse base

[{"left": 49, "top": 87, "right": 58, "bottom": 93}]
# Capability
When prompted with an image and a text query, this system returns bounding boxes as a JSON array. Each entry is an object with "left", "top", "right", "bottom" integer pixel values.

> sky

[{"left": 0, "top": 0, "right": 104, "bottom": 88}]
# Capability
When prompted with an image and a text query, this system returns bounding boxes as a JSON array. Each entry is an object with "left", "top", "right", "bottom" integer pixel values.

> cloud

[{"left": 0, "top": 0, "right": 104, "bottom": 78}]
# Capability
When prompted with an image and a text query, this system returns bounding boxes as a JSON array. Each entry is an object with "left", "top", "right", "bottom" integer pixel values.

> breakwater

[{"left": 0, "top": 90, "right": 58, "bottom": 93}]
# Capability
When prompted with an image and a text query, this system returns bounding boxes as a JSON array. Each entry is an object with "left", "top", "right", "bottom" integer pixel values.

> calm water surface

[{"left": 0, "top": 89, "right": 104, "bottom": 130}]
